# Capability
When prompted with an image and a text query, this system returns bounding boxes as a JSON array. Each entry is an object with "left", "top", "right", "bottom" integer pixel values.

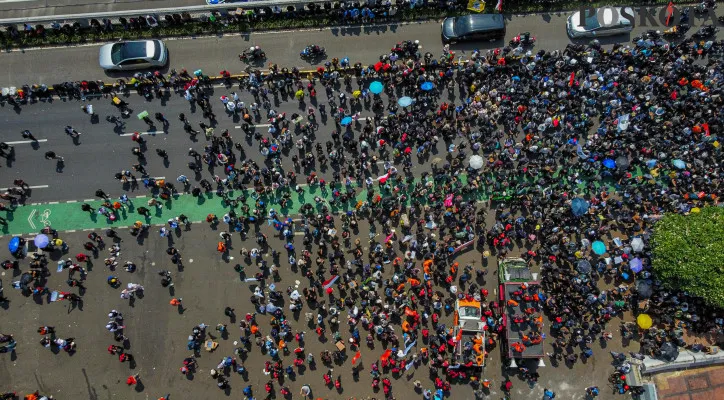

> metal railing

[{"left": 0, "top": 0, "right": 385, "bottom": 24}]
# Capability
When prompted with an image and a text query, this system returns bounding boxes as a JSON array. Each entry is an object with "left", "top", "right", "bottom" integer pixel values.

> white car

[
  {"left": 99, "top": 40, "right": 168, "bottom": 71},
  {"left": 567, "top": 7, "right": 634, "bottom": 38}
]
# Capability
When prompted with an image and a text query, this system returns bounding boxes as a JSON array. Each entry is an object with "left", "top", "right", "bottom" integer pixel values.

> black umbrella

[
  {"left": 636, "top": 280, "right": 653, "bottom": 299},
  {"left": 658, "top": 342, "right": 679, "bottom": 362},
  {"left": 616, "top": 156, "right": 630, "bottom": 170},
  {"left": 576, "top": 260, "right": 592, "bottom": 274}
]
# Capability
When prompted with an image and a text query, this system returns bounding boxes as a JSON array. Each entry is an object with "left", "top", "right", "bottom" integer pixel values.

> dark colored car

[{"left": 441, "top": 14, "right": 506, "bottom": 43}]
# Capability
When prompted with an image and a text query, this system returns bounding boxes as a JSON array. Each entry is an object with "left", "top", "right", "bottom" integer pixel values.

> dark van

[{"left": 441, "top": 14, "right": 506, "bottom": 43}]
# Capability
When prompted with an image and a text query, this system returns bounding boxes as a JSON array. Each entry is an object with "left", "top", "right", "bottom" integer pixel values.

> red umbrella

[
  {"left": 374, "top": 62, "right": 384, "bottom": 72},
  {"left": 326, "top": 287, "right": 333, "bottom": 295},
  {"left": 383, "top": 63, "right": 391, "bottom": 71}
]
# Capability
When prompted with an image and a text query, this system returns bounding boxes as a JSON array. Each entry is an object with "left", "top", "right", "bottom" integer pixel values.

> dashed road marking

[
  {"left": 5, "top": 139, "right": 48, "bottom": 144},
  {"left": 0, "top": 185, "right": 49, "bottom": 191}
]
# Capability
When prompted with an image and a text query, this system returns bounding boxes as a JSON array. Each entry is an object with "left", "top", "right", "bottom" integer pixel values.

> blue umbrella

[
  {"left": 630, "top": 258, "right": 644, "bottom": 273},
  {"left": 603, "top": 158, "right": 616, "bottom": 169},
  {"left": 8, "top": 237, "right": 21, "bottom": 253},
  {"left": 592, "top": 241, "right": 607, "bottom": 255},
  {"left": 672, "top": 159, "right": 686, "bottom": 169},
  {"left": 398, "top": 96, "right": 413, "bottom": 107},
  {"left": 571, "top": 198, "right": 589, "bottom": 217},
  {"left": 340, "top": 116, "right": 353, "bottom": 126},
  {"left": 34, "top": 234, "right": 50, "bottom": 249},
  {"left": 420, "top": 82, "right": 434, "bottom": 91},
  {"left": 369, "top": 81, "right": 384, "bottom": 95}
]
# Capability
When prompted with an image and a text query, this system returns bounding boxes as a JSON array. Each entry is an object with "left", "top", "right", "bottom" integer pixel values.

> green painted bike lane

[{"left": 0, "top": 166, "right": 654, "bottom": 237}]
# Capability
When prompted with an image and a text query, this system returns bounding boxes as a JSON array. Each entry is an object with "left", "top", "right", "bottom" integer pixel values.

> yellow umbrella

[
  {"left": 295, "top": 90, "right": 304, "bottom": 100},
  {"left": 352, "top": 90, "right": 361, "bottom": 99},
  {"left": 691, "top": 207, "right": 701, "bottom": 213},
  {"left": 637, "top": 314, "right": 653, "bottom": 329}
]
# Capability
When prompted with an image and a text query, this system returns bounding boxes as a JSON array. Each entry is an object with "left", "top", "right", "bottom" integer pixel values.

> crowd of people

[{"left": 2, "top": 29, "right": 724, "bottom": 400}]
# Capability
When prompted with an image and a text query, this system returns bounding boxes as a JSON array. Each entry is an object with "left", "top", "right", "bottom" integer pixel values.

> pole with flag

[
  {"left": 323, "top": 275, "right": 339, "bottom": 290},
  {"left": 666, "top": 1, "right": 675, "bottom": 26},
  {"left": 496, "top": 0, "right": 503, "bottom": 12},
  {"left": 569, "top": 71, "right": 575, "bottom": 87}
]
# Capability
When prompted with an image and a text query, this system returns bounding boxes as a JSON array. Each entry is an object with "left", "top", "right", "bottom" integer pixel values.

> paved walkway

[
  {"left": 653, "top": 365, "right": 724, "bottom": 400},
  {"left": 0, "top": 167, "right": 649, "bottom": 237}
]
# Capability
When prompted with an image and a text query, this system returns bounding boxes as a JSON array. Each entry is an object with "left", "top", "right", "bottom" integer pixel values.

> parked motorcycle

[
  {"left": 693, "top": 24, "right": 719, "bottom": 39},
  {"left": 239, "top": 46, "right": 266, "bottom": 62},
  {"left": 300, "top": 45, "right": 326, "bottom": 59},
  {"left": 662, "top": 24, "right": 689, "bottom": 39},
  {"left": 509, "top": 32, "right": 536, "bottom": 47}
]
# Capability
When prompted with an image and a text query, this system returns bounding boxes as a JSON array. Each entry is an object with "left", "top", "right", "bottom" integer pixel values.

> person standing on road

[
  {"left": 95, "top": 189, "right": 110, "bottom": 201},
  {"left": 21, "top": 130, "right": 38, "bottom": 141},
  {"left": 65, "top": 125, "right": 81, "bottom": 138},
  {"left": 44, "top": 151, "right": 63, "bottom": 161}
]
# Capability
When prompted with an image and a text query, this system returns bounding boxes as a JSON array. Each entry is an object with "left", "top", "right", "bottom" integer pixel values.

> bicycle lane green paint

[{"left": 0, "top": 166, "right": 655, "bottom": 236}]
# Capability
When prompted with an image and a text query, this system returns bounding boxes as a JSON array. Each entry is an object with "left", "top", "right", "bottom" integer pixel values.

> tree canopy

[{"left": 651, "top": 207, "right": 724, "bottom": 309}]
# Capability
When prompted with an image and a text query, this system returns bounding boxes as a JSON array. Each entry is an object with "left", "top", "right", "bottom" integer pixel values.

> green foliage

[{"left": 651, "top": 207, "right": 724, "bottom": 308}]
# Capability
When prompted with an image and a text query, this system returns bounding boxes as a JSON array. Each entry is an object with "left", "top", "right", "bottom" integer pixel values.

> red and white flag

[
  {"left": 496, "top": 0, "right": 503, "bottom": 12},
  {"left": 352, "top": 351, "right": 362, "bottom": 365},
  {"left": 376, "top": 172, "right": 390, "bottom": 183},
  {"left": 323, "top": 275, "right": 339, "bottom": 289}
]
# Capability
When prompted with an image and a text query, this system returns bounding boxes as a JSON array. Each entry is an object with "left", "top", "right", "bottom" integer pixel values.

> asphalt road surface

[
  {"left": 0, "top": 79, "right": 422, "bottom": 203},
  {"left": 0, "top": 0, "right": 203, "bottom": 20},
  {"left": 0, "top": 221, "right": 629, "bottom": 400},
  {"left": 3, "top": 11, "right": 721, "bottom": 86}
]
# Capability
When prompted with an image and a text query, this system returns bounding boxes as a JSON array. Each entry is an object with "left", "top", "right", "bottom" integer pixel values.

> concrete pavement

[
  {"left": 0, "top": 220, "right": 631, "bottom": 400},
  {"left": 5, "top": 10, "right": 720, "bottom": 86}
]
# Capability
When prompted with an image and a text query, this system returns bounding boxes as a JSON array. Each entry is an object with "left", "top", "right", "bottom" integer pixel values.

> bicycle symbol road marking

[{"left": 39, "top": 209, "right": 51, "bottom": 227}]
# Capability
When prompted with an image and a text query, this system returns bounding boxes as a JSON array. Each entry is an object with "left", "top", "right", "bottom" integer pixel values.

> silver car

[
  {"left": 99, "top": 40, "right": 168, "bottom": 71},
  {"left": 567, "top": 7, "right": 634, "bottom": 38}
]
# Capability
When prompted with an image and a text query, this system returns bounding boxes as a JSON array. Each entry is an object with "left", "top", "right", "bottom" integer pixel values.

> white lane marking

[
  {"left": 119, "top": 131, "right": 158, "bottom": 137},
  {"left": 48, "top": 201, "right": 59, "bottom": 204},
  {"left": 28, "top": 209, "right": 36, "bottom": 230},
  {"left": 0, "top": 0, "right": 39, "bottom": 3},
  {"left": 235, "top": 124, "right": 271, "bottom": 128},
  {"left": 5, "top": 139, "right": 48, "bottom": 144},
  {"left": 66, "top": 200, "right": 77, "bottom": 203},
  {"left": 67, "top": 230, "right": 76, "bottom": 233},
  {"left": 0, "top": 185, "right": 49, "bottom": 190}
]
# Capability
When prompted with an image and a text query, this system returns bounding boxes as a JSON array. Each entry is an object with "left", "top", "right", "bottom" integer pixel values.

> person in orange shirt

[{"left": 507, "top": 299, "right": 519, "bottom": 307}]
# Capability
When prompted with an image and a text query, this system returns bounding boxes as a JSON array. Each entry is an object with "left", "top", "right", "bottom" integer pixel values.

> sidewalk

[
  {"left": 652, "top": 365, "right": 724, "bottom": 400},
  {"left": 0, "top": 167, "right": 646, "bottom": 237}
]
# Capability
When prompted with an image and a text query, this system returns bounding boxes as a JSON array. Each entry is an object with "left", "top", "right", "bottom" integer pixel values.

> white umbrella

[
  {"left": 469, "top": 155, "right": 484, "bottom": 170},
  {"left": 631, "top": 237, "right": 644, "bottom": 253}
]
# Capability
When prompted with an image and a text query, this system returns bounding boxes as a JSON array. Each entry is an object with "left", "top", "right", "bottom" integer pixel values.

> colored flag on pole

[
  {"left": 569, "top": 71, "right": 575, "bottom": 87},
  {"left": 496, "top": 0, "right": 503, "bottom": 12},
  {"left": 323, "top": 275, "right": 339, "bottom": 289},
  {"left": 380, "top": 349, "right": 392, "bottom": 361},
  {"left": 703, "top": 122, "right": 710, "bottom": 136},
  {"left": 666, "top": 1, "right": 675, "bottom": 25},
  {"left": 466, "top": 0, "right": 485, "bottom": 12},
  {"left": 454, "top": 329, "right": 463, "bottom": 343},
  {"left": 376, "top": 172, "right": 390, "bottom": 183},
  {"left": 352, "top": 351, "right": 362, "bottom": 365}
]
